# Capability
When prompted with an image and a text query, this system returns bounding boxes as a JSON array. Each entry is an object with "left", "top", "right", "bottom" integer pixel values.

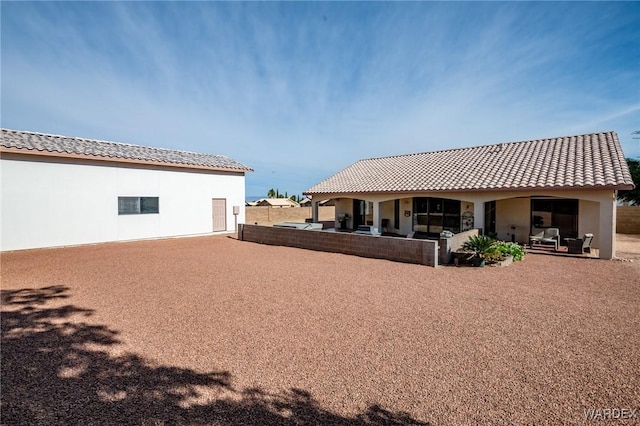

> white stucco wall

[
  {"left": 1, "top": 156, "right": 246, "bottom": 251},
  {"left": 495, "top": 198, "right": 531, "bottom": 243},
  {"left": 579, "top": 200, "right": 600, "bottom": 247}
]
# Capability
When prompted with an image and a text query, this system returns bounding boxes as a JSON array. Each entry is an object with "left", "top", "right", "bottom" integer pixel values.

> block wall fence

[
  {"left": 246, "top": 206, "right": 335, "bottom": 225},
  {"left": 616, "top": 206, "right": 640, "bottom": 234},
  {"left": 238, "top": 224, "right": 439, "bottom": 267}
]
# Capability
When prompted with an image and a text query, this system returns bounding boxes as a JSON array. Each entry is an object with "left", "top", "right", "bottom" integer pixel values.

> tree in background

[
  {"left": 266, "top": 189, "right": 301, "bottom": 202},
  {"left": 618, "top": 158, "right": 640, "bottom": 205}
]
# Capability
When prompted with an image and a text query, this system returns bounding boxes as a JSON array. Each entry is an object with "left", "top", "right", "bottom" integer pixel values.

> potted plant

[{"left": 462, "top": 235, "right": 497, "bottom": 267}]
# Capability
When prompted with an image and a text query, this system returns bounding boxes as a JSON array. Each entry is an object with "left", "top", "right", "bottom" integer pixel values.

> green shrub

[
  {"left": 495, "top": 241, "right": 526, "bottom": 261},
  {"left": 462, "top": 235, "right": 497, "bottom": 259}
]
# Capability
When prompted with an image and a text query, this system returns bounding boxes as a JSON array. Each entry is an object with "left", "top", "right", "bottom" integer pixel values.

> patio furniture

[
  {"left": 566, "top": 233, "right": 594, "bottom": 254},
  {"left": 354, "top": 225, "right": 380, "bottom": 236},
  {"left": 529, "top": 228, "right": 560, "bottom": 251}
]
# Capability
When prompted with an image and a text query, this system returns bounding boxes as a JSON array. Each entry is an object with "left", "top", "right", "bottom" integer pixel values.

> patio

[{"left": 2, "top": 234, "right": 639, "bottom": 424}]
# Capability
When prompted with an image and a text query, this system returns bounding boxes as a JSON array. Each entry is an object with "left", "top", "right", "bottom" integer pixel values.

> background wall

[
  {"left": 1, "top": 156, "right": 246, "bottom": 251},
  {"left": 617, "top": 206, "right": 640, "bottom": 234},
  {"left": 246, "top": 206, "right": 335, "bottom": 226}
]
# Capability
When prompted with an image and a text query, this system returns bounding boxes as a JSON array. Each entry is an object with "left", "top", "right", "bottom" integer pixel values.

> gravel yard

[{"left": 2, "top": 234, "right": 639, "bottom": 425}]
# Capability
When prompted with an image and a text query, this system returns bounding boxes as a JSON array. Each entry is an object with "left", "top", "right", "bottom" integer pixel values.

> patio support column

[
  {"left": 372, "top": 201, "right": 381, "bottom": 234},
  {"left": 312, "top": 200, "right": 320, "bottom": 223},
  {"left": 473, "top": 201, "right": 485, "bottom": 235},
  {"left": 598, "top": 193, "right": 616, "bottom": 260}
]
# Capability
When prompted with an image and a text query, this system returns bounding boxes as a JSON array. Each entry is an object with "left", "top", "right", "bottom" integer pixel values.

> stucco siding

[
  {"left": 495, "top": 198, "right": 530, "bottom": 243},
  {"left": 380, "top": 200, "right": 395, "bottom": 231},
  {"left": 1, "top": 157, "right": 246, "bottom": 251},
  {"left": 578, "top": 200, "right": 600, "bottom": 247}
]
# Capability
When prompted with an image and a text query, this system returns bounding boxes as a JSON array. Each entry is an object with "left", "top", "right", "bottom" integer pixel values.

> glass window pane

[
  {"left": 443, "top": 199, "right": 460, "bottom": 215},
  {"left": 141, "top": 197, "right": 159, "bottom": 214},
  {"left": 429, "top": 199, "right": 443, "bottom": 214},
  {"left": 118, "top": 197, "right": 140, "bottom": 215}
]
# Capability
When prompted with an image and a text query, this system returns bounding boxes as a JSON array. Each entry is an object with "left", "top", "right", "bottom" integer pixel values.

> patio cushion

[
  {"left": 529, "top": 231, "right": 544, "bottom": 241},
  {"left": 530, "top": 228, "right": 560, "bottom": 250}
]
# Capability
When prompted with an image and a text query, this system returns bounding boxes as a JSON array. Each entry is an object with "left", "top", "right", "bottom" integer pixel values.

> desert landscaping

[{"left": 2, "top": 234, "right": 639, "bottom": 425}]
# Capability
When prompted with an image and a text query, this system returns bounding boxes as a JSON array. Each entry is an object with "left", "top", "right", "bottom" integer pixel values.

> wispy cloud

[{"left": 2, "top": 2, "right": 639, "bottom": 197}]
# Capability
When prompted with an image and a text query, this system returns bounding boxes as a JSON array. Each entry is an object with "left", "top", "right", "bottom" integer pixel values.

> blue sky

[{"left": 2, "top": 2, "right": 639, "bottom": 199}]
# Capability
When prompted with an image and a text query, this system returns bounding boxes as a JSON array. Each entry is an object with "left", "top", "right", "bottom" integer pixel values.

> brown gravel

[{"left": 2, "top": 234, "right": 639, "bottom": 425}]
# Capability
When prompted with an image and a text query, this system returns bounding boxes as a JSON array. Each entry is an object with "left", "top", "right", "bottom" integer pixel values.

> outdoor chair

[
  {"left": 567, "top": 233, "right": 594, "bottom": 254},
  {"left": 529, "top": 228, "right": 560, "bottom": 251}
]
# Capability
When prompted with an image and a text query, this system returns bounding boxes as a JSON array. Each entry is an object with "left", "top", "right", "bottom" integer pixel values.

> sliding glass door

[{"left": 531, "top": 198, "right": 578, "bottom": 242}]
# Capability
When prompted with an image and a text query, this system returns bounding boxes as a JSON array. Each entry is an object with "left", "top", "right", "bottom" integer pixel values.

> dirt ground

[
  {"left": 2, "top": 234, "right": 639, "bottom": 425},
  {"left": 615, "top": 233, "right": 640, "bottom": 260}
]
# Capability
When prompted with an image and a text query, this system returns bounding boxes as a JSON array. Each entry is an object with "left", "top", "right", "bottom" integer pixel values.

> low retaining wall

[
  {"left": 438, "top": 229, "right": 480, "bottom": 265},
  {"left": 617, "top": 206, "right": 640, "bottom": 234},
  {"left": 238, "top": 224, "right": 439, "bottom": 267}
]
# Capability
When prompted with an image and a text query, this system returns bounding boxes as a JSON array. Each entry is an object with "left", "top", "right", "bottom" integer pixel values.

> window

[
  {"left": 531, "top": 198, "right": 578, "bottom": 241},
  {"left": 118, "top": 197, "right": 159, "bottom": 215},
  {"left": 484, "top": 201, "right": 496, "bottom": 235},
  {"left": 394, "top": 199, "right": 400, "bottom": 230},
  {"left": 413, "top": 197, "right": 461, "bottom": 235}
]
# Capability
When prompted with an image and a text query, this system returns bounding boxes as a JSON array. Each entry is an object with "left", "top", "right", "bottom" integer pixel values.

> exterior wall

[
  {"left": 238, "top": 224, "right": 439, "bottom": 266},
  {"left": 617, "top": 206, "right": 640, "bottom": 234},
  {"left": 380, "top": 200, "right": 395, "bottom": 231},
  {"left": 439, "top": 229, "right": 479, "bottom": 265},
  {"left": 495, "top": 198, "right": 531, "bottom": 243},
  {"left": 246, "top": 206, "right": 335, "bottom": 226},
  {"left": 397, "top": 198, "right": 414, "bottom": 235},
  {"left": 334, "top": 198, "right": 354, "bottom": 229},
  {"left": 1, "top": 156, "right": 246, "bottom": 251},
  {"left": 579, "top": 200, "right": 600, "bottom": 244}
]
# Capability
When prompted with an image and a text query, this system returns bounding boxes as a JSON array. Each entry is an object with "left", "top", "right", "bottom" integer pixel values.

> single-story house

[
  {"left": 1, "top": 128, "right": 252, "bottom": 251},
  {"left": 298, "top": 197, "right": 313, "bottom": 207},
  {"left": 304, "top": 131, "right": 634, "bottom": 259},
  {"left": 299, "top": 197, "right": 334, "bottom": 207},
  {"left": 255, "top": 198, "right": 300, "bottom": 208}
]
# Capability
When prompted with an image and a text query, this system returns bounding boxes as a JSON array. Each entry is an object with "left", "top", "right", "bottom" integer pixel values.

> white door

[{"left": 212, "top": 199, "right": 227, "bottom": 232}]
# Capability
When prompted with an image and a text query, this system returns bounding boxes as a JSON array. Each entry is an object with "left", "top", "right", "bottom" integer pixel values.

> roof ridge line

[
  {"left": 357, "top": 130, "right": 616, "bottom": 162},
  {"left": 1, "top": 128, "right": 228, "bottom": 159}
]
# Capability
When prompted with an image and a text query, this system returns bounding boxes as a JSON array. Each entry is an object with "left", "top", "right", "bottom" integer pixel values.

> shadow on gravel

[{"left": 1, "top": 286, "right": 429, "bottom": 425}]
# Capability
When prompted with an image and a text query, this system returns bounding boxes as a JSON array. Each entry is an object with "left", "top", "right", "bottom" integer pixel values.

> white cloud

[{"left": 2, "top": 1, "right": 639, "bottom": 195}]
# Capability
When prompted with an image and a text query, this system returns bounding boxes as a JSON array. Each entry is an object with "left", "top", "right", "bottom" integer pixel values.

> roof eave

[
  {"left": 0, "top": 146, "right": 253, "bottom": 173},
  {"left": 304, "top": 184, "right": 631, "bottom": 196}
]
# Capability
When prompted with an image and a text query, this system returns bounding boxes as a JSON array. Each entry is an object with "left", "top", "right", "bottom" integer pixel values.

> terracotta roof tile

[
  {"left": 1, "top": 128, "right": 252, "bottom": 172},
  {"left": 305, "top": 131, "right": 634, "bottom": 195}
]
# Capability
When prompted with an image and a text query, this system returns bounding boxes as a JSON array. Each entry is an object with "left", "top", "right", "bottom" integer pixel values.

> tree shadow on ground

[{"left": 1, "top": 286, "right": 429, "bottom": 425}]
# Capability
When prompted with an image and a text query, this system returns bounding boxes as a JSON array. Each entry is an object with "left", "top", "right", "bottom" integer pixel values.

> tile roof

[
  {"left": 305, "top": 131, "right": 634, "bottom": 195},
  {"left": 256, "top": 198, "right": 300, "bottom": 207},
  {"left": 0, "top": 128, "right": 252, "bottom": 172}
]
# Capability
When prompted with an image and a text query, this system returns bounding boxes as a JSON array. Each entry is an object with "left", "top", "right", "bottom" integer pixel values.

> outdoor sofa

[{"left": 529, "top": 228, "right": 560, "bottom": 251}]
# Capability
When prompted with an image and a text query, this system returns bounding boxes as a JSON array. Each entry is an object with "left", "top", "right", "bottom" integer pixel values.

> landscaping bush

[
  {"left": 462, "top": 235, "right": 497, "bottom": 260},
  {"left": 495, "top": 241, "right": 526, "bottom": 261}
]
